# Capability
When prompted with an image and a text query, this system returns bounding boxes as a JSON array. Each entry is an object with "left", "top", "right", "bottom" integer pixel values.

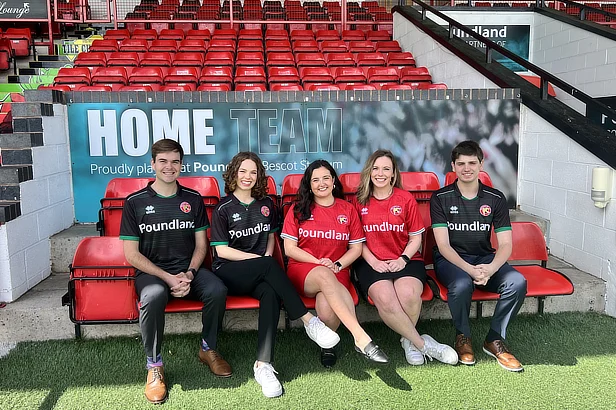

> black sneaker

[{"left": 320, "top": 347, "right": 337, "bottom": 368}]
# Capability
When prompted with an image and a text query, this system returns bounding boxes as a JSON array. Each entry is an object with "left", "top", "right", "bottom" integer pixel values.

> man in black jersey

[
  {"left": 120, "top": 139, "right": 231, "bottom": 404},
  {"left": 430, "top": 140, "right": 527, "bottom": 372}
]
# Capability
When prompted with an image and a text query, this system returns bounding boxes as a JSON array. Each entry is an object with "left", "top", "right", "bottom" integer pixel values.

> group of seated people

[{"left": 119, "top": 138, "right": 526, "bottom": 403}]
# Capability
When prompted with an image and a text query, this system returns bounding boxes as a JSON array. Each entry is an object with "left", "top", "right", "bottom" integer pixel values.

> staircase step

[
  {"left": 0, "top": 200, "right": 21, "bottom": 223},
  {"left": 0, "top": 133, "right": 43, "bottom": 148},
  {"left": 0, "top": 184, "right": 20, "bottom": 201},
  {"left": 0, "top": 165, "right": 33, "bottom": 184}
]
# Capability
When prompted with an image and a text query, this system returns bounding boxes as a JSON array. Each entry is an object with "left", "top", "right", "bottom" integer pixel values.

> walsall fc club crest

[
  {"left": 390, "top": 205, "right": 402, "bottom": 216},
  {"left": 180, "top": 202, "right": 191, "bottom": 213},
  {"left": 261, "top": 206, "right": 270, "bottom": 217},
  {"left": 337, "top": 215, "right": 348, "bottom": 224},
  {"left": 479, "top": 204, "right": 491, "bottom": 216}
]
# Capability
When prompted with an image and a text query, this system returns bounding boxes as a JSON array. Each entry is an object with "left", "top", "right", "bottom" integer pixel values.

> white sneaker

[
  {"left": 304, "top": 317, "right": 340, "bottom": 349},
  {"left": 400, "top": 337, "right": 425, "bottom": 365},
  {"left": 253, "top": 362, "right": 283, "bottom": 398},
  {"left": 420, "top": 334, "right": 458, "bottom": 365}
]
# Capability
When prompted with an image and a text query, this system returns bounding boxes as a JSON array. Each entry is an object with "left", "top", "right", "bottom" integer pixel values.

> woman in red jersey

[
  {"left": 354, "top": 150, "right": 457, "bottom": 366},
  {"left": 282, "top": 159, "right": 389, "bottom": 367}
]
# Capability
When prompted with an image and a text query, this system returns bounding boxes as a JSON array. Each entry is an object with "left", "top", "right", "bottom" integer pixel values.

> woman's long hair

[
  {"left": 294, "top": 159, "right": 344, "bottom": 222},
  {"left": 222, "top": 152, "right": 268, "bottom": 199},
  {"left": 356, "top": 150, "right": 402, "bottom": 205}
]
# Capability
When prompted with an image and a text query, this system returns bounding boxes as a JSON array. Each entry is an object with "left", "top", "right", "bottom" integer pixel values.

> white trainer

[
  {"left": 400, "top": 337, "right": 425, "bottom": 365},
  {"left": 253, "top": 362, "right": 283, "bottom": 398},
  {"left": 420, "top": 334, "right": 458, "bottom": 365},
  {"left": 304, "top": 317, "right": 340, "bottom": 349}
]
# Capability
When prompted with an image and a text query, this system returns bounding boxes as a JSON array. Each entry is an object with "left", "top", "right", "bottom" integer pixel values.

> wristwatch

[
  {"left": 334, "top": 261, "right": 343, "bottom": 269},
  {"left": 400, "top": 255, "right": 411, "bottom": 264},
  {"left": 188, "top": 268, "right": 198, "bottom": 276}
]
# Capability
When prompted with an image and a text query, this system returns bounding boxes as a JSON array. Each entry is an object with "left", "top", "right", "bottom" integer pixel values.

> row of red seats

[
  {"left": 75, "top": 52, "right": 410, "bottom": 70},
  {"left": 74, "top": 50, "right": 415, "bottom": 69},
  {"left": 88, "top": 38, "right": 401, "bottom": 54},
  {"left": 52, "top": 65, "right": 438, "bottom": 89},
  {"left": 103, "top": 28, "right": 393, "bottom": 41}
]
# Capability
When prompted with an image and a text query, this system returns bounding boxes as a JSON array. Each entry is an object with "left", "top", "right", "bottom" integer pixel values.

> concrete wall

[
  {"left": 518, "top": 105, "right": 616, "bottom": 315},
  {"left": 0, "top": 104, "right": 75, "bottom": 302},
  {"left": 394, "top": 13, "right": 500, "bottom": 88}
]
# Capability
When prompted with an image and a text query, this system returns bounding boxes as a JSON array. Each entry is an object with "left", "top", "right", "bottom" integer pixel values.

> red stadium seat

[
  {"left": 54, "top": 67, "right": 92, "bottom": 88},
  {"left": 326, "top": 52, "right": 356, "bottom": 67},
  {"left": 306, "top": 84, "right": 340, "bottom": 91},
  {"left": 265, "top": 39, "right": 293, "bottom": 53},
  {"left": 78, "top": 85, "right": 113, "bottom": 92},
  {"left": 444, "top": 171, "right": 493, "bottom": 187},
  {"left": 131, "top": 28, "right": 158, "bottom": 40},
  {"left": 178, "top": 39, "right": 208, "bottom": 54},
  {"left": 239, "top": 28, "right": 264, "bottom": 40},
  {"left": 159, "top": 28, "right": 185, "bottom": 40},
  {"left": 348, "top": 40, "right": 376, "bottom": 53},
  {"left": 235, "top": 83, "right": 267, "bottom": 91},
  {"left": 341, "top": 83, "right": 377, "bottom": 90},
  {"left": 387, "top": 52, "right": 416, "bottom": 68},
  {"left": 4, "top": 28, "right": 32, "bottom": 57},
  {"left": 268, "top": 66, "right": 301, "bottom": 84},
  {"left": 400, "top": 66, "right": 432, "bottom": 85},
  {"left": 333, "top": 66, "right": 367, "bottom": 84},
  {"left": 238, "top": 39, "right": 265, "bottom": 53},
  {"left": 381, "top": 84, "right": 414, "bottom": 90},
  {"left": 74, "top": 52, "right": 107, "bottom": 67},
  {"left": 266, "top": 52, "right": 296, "bottom": 67},
  {"left": 367, "top": 66, "right": 400, "bottom": 86},
  {"left": 119, "top": 38, "right": 149, "bottom": 52},
  {"left": 203, "top": 51, "right": 235, "bottom": 67},
  {"left": 290, "top": 30, "right": 315, "bottom": 42},
  {"left": 172, "top": 52, "right": 205, "bottom": 67},
  {"left": 315, "top": 29, "right": 340, "bottom": 42},
  {"left": 300, "top": 67, "right": 334, "bottom": 86},
  {"left": 148, "top": 39, "right": 178, "bottom": 53},
  {"left": 415, "top": 83, "right": 448, "bottom": 90},
  {"left": 185, "top": 29, "right": 212, "bottom": 40},
  {"left": 265, "top": 29, "right": 290, "bottom": 40},
  {"left": 89, "top": 39, "right": 120, "bottom": 53},
  {"left": 119, "top": 85, "right": 155, "bottom": 91},
  {"left": 91, "top": 67, "right": 129, "bottom": 86},
  {"left": 212, "top": 28, "right": 239, "bottom": 40},
  {"left": 341, "top": 30, "right": 366, "bottom": 41},
  {"left": 400, "top": 171, "right": 439, "bottom": 227},
  {"left": 129, "top": 67, "right": 165, "bottom": 85},
  {"left": 295, "top": 52, "right": 326, "bottom": 68},
  {"left": 236, "top": 51, "right": 265, "bottom": 67},
  {"left": 375, "top": 40, "right": 402, "bottom": 53},
  {"left": 235, "top": 66, "right": 267, "bottom": 84},
  {"left": 355, "top": 52, "right": 387, "bottom": 67},
  {"left": 270, "top": 84, "right": 304, "bottom": 91},
  {"left": 365, "top": 30, "right": 391, "bottom": 41},
  {"left": 291, "top": 39, "right": 320, "bottom": 53},
  {"left": 107, "top": 52, "right": 141, "bottom": 67},
  {"left": 104, "top": 29, "right": 131, "bottom": 40},
  {"left": 164, "top": 66, "right": 199, "bottom": 85},
  {"left": 160, "top": 84, "right": 197, "bottom": 91},
  {"left": 0, "top": 39, "right": 12, "bottom": 71},
  {"left": 197, "top": 83, "right": 232, "bottom": 91},
  {"left": 339, "top": 172, "right": 361, "bottom": 200},
  {"left": 200, "top": 66, "right": 234, "bottom": 84},
  {"left": 320, "top": 40, "right": 348, "bottom": 53},
  {"left": 281, "top": 174, "right": 303, "bottom": 218},
  {"left": 208, "top": 39, "right": 236, "bottom": 53},
  {"left": 140, "top": 52, "right": 173, "bottom": 67}
]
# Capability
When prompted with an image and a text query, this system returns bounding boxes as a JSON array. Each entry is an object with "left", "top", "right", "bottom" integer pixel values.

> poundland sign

[{"left": 0, "top": 0, "right": 49, "bottom": 19}]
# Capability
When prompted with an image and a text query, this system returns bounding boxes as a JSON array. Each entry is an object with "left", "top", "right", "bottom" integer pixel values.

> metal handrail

[
  {"left": 398, "top": 0, "right": 615, "bottom": 119},
  {"left": 535, "top": 0, "right": 616, "bottom": 22}
]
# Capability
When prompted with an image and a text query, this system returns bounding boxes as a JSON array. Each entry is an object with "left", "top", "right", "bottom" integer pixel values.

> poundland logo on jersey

[
  {"left": 448, "top": 221, "right": 491, "bottom": 231},
  {"left": 363, "top": 222, "right": 404, "bottom": 233},
  {"left": 229, "top": 222, "right": 271, "bottom": 239},
  {"left": 298, "top": 228, "right": 349, "bottom": 240},
  {"left": 139, "top": 219, "right": 195, "bottom": 233}
]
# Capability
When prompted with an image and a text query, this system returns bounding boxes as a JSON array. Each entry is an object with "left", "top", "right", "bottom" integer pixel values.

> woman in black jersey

[{"left": 210, "top": 152, "right": 340, "bottom": 399}]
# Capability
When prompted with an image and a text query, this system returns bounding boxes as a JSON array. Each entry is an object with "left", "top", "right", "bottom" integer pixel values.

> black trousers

[
  {"left": 214, "top": 256, "right": 309, "bottom": 363},
  {"left": 135, "top": 268, "right": 228, "bottom": 359}
]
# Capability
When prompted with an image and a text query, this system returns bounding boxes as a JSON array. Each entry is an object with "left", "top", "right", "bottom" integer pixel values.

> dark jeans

[
  {"left": 214, "top": 256, "right": 308, "bottom": 363},
  {"left": 434, "top": 253, "right": 527, "bottom": 340},
  {"left": 135, "top": 268, "right": 228, "bottom": 359}
]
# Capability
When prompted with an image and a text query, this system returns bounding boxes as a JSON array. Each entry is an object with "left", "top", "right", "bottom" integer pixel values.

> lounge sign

[{"left": 0, "top": 0, "right": 49, "bottom": 19}]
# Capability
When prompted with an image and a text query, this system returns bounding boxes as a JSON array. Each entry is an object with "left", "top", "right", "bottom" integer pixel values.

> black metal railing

[{"left": 396, "top": 0, "right": 616, "bottom": 121}]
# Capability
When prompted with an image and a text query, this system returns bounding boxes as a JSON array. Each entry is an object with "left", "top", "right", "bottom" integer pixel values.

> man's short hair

[
  {"left": 451, "top": 140, "right": 484, "bottom": 163},
  {"left": 152, "top": 139, "right": 184, "bottom": 161}
]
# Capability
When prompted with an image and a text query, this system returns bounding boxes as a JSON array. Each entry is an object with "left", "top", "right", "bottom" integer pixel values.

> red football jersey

[
  {"left": 282, "top": 198, "right": 365, "bottom": 263},
  {"left": 354, "top": 188, "right": 425, "bottom": 261}
]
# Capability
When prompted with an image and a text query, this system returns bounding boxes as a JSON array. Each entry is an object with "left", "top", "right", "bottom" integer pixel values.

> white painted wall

[
  {"left": 519, "top": 105, "right": 616, "bottom": 315},
  {"left": 394, "top": 13, "right": 500, "bottom": 88},
  {"left": 0, "top": 104, "right": 75, "bottom": 302}
]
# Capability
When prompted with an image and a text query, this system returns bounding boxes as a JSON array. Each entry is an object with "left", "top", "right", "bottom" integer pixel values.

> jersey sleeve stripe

[
  {"left": 280, "top": 233, "right": 297, "bottom": 241},
  {"left": 409, "top": 227, "right": 425, "bottom": 236},
  {"left": 432, "top": 223, "right": 448, "bottom": 228},
  {"left": 119, "top": 235, "right": 139, "bottom": 241},
  {"left": 349, "top": 238, "right": 366, "bottom": 244},
  {"left": 494, "top": 226, "right": 512, "bottom": 232},
  {"left": 195, "top": 225, "right": 209, "bottom": 232},
  {"left": 210, "top": 241, "right": 228, "bottom": 246},
  {"left": 270, "top": 226, "right": 280, "bottom": 233}
]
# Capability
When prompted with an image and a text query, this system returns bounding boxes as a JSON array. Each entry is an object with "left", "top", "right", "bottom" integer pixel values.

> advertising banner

[
  {"left": 449, "top": 25, "right": 530, "bottom": 72},
  {"left": 0, "top": 0, "right": 49, "bottom": 19},
  {"left": 68, "top": 99, "right": 520, "bottom": 222}
]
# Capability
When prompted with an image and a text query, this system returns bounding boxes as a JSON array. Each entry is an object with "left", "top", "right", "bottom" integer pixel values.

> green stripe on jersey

[
  {"left": 210, "top": 241, "right": 229, "bottom": 246},
  {"left": 120, "top": 235, "right": 139, "bottom": 241},
  {"left": 195, "top": 225, "right": 209, "bottom": 232},
  {"left": 495, "top": 226, "right": 512, "bottom": 233},
  {"left": 432, "top": 223, "right": 448, "bottom": 228}
]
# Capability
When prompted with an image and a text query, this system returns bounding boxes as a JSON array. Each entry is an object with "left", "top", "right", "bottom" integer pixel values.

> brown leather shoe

[
  {"left": 144, "top": 366, "right": 167, "bottom": 404},
  {"left": 455, "top": 334, "right": 476, "bottom": 365},
  {"left": 483, "top": 340, "right": 524, "bottom": 372},
  {"left": 199, "top": 349, "right": 233, "bottom": 377}
]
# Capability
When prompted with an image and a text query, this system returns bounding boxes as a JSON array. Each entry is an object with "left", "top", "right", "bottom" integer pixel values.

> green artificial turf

[{"left": 1, "top": 312, "right": 616, "bottom": 409}]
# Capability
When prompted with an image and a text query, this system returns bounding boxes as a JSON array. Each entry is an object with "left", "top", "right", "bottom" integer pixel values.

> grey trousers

[
  {"left": 434, "top": 253, "right": 527, "bottom": 339},
  {"left": 135, "top": 268, "right": 228, "bottom": 359}
]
